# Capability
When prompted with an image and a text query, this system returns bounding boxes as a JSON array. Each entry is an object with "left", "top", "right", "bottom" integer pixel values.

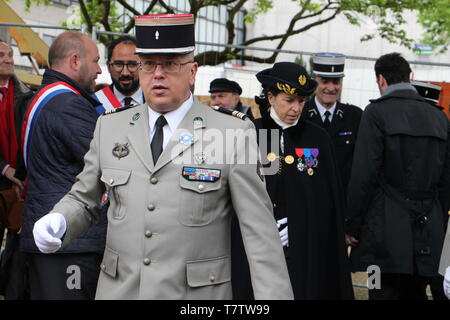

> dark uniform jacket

[
  {"left": 303, "top": 99, "right": 362, "bottom": 193},
  {"left": 346, "top": 88, "right": 450, "bottom": 277},
  {"left": 20, "top": 69, "right": 107, "bottom": 253},
  {"left": 0, "top": 75, "right": 33, "bottom": 190},
  {"left": 232, "top": 112, "right": 353, "bottom": 300}
]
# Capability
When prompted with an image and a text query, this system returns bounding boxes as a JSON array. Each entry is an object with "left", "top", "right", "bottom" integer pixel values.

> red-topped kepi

[{"left": 135, "top": 14, "right": 195, "bottom": 54}]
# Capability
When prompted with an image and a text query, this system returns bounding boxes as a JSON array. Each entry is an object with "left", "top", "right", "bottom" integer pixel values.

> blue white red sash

[
  {"left": 21, "top": 81, "right": 81, "bottom": 168},
  {"left": 92, "top": 86, "right": 122, "bottom": 114}
]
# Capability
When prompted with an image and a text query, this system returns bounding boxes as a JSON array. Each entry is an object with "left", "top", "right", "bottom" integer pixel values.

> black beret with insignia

[{"left": 256, "top": 62, "right": 317, "bottom": 97}]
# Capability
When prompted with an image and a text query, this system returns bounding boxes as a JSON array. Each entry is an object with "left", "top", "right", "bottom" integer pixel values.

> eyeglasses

[
  {"left": 109, "top": 61, "right": 140, "bottom": 72},
  {"left": 139, "top": 60, "right": 194, "bottom": 74}
]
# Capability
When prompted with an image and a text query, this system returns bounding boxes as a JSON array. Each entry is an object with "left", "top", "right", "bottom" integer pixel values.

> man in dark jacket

[
  {"left": 19, "top": 31, "right": 106, "bottom": 299},
  {"left": 209, "top": 78, "right": 254, "bottom": 120},
  {"left": 303, "top": 52, "right": 362, "bottom": 195},
  {"left": 346, "top": 52, "right": 450, "bottom": 300},
  {"left": 0, "top": 39, "right": 34, "bottom": 299}
]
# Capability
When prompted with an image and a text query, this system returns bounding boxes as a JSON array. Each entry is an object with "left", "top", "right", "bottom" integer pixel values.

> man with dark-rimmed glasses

[{"left": 97, "top": 36, "right": 144, "bottom": 109}]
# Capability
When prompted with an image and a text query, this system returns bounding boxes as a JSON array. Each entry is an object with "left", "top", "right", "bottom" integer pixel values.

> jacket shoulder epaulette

[
  {"left": 103, "top": 104, "right": 137, "bottom": 115},
  {"left": 211, "top": 105, "right": 248, "bottom": 120}
]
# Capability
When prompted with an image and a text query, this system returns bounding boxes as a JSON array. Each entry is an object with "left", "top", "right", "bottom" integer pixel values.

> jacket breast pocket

[
  {"left": 186, "top": 256, "right": 231, "bottom": 299},
  {"left": 100, "top": 168, "right": 131, "bottom": 220},
  {"left": 335, "top": 134, "right": 356, "bottom": 147},
  {"left": 178, "top": 175, "right": 222, "bottom": 227}
]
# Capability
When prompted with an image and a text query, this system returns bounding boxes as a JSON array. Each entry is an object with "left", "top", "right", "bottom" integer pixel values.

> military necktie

[
  {"left": 123, "top": 97, "right": 132, "bottom": 107},
  {"left": 151, "top": 115, "right": 167, "bottom": 164},
  {"left": 323, "top": 110, "right": 331, "bottom": 130}
]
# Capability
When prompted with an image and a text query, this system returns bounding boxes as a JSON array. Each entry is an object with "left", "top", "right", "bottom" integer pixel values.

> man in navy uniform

[{"left": 303, "top": 52, "right": 362, "bottom": 194}]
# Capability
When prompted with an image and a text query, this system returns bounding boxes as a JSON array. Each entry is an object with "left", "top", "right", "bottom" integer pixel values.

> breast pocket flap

[
  {"left": 100, "top": 168, "right": 131, "bottom": 187},
  {"left": 186, "top": 256, "right": 231, "bottom": 288}
]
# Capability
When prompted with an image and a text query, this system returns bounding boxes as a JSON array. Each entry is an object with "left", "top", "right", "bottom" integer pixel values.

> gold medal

[
  {"left": 284, "top": 155, "right": 294, "bottom": 164},
  {"left": 307, "top": 168, "right": 314, "bottom": 176},
  {"left": 267, "top": 152, "right": 277, "bottom": 162}
]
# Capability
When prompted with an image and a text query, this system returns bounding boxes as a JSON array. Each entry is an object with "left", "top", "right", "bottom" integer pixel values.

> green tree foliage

[
  {"left": 417, "top": 0, "right": 450, "bottom": 53},
  {"left": 22, "top": 0, "right": 450, "bottom": 65}
]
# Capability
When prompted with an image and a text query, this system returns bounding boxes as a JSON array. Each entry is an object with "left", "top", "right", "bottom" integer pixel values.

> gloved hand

[
  {"left": 444, "top": 266, "right": 450, "bottom": 299},
  {"left": 277, "top": 217, "right": 288, "bottom": 247},
  {"left": 33, "top": 213, "right": 67, "bottom": 254}
]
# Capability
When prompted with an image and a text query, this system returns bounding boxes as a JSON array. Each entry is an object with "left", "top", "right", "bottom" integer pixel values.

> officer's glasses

[
  {"left": 139, "top": 60, "right": 194, "bottom": 74},
  {"left": 109, "top": 61, "right": 140, "bottom": 72}
]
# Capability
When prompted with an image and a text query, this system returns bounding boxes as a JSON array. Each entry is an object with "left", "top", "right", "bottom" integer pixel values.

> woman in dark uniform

[{"left": 231, "top": 62, "right": 353, "bottom": 300}]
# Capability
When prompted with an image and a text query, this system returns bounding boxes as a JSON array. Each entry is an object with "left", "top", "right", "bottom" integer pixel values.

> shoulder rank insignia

[
  {"left": 103, "top": 104, "right": 137, "bottom": 116},
  {"left": 211, "top": 105, "right": 248, "bottom": 120},
  {"left": 308, "top": 108, "right": 318, "bottom": 118}
]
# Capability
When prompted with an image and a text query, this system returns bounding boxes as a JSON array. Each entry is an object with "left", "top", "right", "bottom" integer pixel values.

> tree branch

[
  {"left": 158, "top": 0, "right": 175, "bottom": 13},
  {"left": 122, "top": 0, "right": 159, "bottom": 33},
  {"left": 100, "top": 0, "right": 112, "bottom": 32},
  {"left": 227, "top": 11, "right": 340, "bottom": 64},
  {"left": 225, "top": 0, "right": 247, "bottom": 47},
  {"left": 78, "top": 0, "right": 93, "bottom": 32},
  {"left": 116, "top": 0, "right": 141, "bottom": 15}
]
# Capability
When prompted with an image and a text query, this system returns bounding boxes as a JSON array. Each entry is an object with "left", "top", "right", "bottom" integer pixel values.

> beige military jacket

[{"left": 52, "top": 99, "right": 293, "bottom": 300}]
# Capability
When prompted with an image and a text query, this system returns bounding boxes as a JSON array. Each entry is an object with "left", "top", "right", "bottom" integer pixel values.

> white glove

[
  {"left": 277, "top": 217, "right": 288, "bottom": 247},
  {"left": 33, "top": 213, "right": 67, "bottom": 254},
  {"left": 444, "top": 266, "right": 450, "bottom": 299}
]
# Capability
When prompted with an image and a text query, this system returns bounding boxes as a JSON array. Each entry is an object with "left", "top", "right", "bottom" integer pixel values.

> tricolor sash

[
  {"left": 92, "top": 86, "right": 122, "bottom": 114},
  {"left": 21, "top": 81, "right": 81, "bottom": 168}
]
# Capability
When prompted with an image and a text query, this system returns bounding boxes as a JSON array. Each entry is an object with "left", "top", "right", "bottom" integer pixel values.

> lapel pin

[
  {"left": 179, "top": 132, "right": 194, "bottom": 146},
  {"left": 194, "top": 152, "right": 207, "bottom": 164}
]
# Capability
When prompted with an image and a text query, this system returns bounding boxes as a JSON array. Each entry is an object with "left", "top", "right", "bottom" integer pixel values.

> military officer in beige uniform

[{"left": 31, "top": 14, "right": 293, "bottom": 300}]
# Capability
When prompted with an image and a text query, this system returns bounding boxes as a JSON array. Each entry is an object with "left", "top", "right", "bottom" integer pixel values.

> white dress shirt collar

[
  {"left": 147, "top": 93, "right": 193, "bottom": 149},
  {"left": 113, "top": 86, "right": 144, "bottom": 106},
  {"left": 315, "top": 96, "right": 336, "bottom": 122}
]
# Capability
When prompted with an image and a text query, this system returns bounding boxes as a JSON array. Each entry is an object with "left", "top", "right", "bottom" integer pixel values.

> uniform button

[
  {"left": 273, "top": 203, "right": 277, "bottom": 208},
  {"left": 150, "top": 177, "right": 158, "bottom": 184},
  {"left": 147, "top": 203, "right": 155, "bottom": 211},
  {"left": 209, "top": 275, "right": 215, "bottom": 282},
  {"left": 101, "top": 264, "right": 106, "bottom": 271},
  {"left": 198, "top": 184, "right": 204, "bottom": 191},
  {"left": 145, "top": 230, "right": 153, "bottom": 238},
  {"left": 143, "top": 258, "right": 151, "bottom": 265},
  {"left": 346, "top": 140, "right": 350, "bottom": 144}
]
